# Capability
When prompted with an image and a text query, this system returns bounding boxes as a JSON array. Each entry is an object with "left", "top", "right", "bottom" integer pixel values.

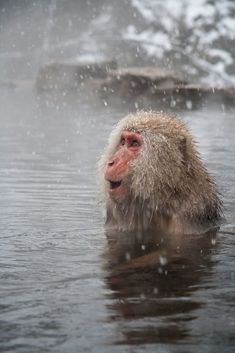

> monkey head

[
  {"left": 99, "top": 111, "right": 222, "bottom": 233},
  {"left": 101, "top": 111, "right": 189, "bottom": 202}
]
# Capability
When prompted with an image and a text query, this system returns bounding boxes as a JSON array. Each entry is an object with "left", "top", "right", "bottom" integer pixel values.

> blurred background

[
  {"left": 0, "top": 2, "right": 235, "bottom": 353},
  {"left": 0, "top": 0, "right": 235, "bottom": 84}
]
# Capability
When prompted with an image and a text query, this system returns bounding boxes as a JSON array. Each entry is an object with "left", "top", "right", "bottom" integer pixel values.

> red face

[{"left": 105, "top": 131, "right": 143, "bottom": 199}]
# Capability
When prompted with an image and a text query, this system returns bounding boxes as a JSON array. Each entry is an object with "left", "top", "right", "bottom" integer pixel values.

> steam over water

[
  {"left": 0, "top": 86, "right": 235, "bottom": 353},
  {"left": 0, "top": 1, "right": 235, "bottom": 352}
]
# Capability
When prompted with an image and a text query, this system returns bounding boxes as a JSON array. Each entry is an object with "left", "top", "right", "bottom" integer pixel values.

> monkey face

[{"left": 104, "top": 130, "right": 143, "bottom": 200}]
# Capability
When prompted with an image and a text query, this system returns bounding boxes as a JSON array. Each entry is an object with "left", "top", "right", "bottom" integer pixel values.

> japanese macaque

[{"left": 99, "top": 111, "right": 222, "bottom": 235}]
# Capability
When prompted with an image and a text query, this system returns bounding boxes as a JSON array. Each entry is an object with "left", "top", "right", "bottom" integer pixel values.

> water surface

[{"left": 0, "top": 86, "right": 235, "bottom": 353}]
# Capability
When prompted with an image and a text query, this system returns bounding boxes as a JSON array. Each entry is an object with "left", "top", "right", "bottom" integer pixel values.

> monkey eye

[
  {"left": 130, "top": 140, "right": 140, "bottom": 147},
  {"left": 120, "top": 131, "right": 143, "bottom": 149}
]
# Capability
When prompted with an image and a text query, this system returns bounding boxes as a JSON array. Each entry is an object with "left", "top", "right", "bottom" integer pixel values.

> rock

[
  {"left": 100, "top": 68, "right": 235, "bottom": 109},
  {"left": 35, "top": 60, "right": 117, "bottom": 91},
  {"left": 100, "top": 67, "right": 187, "bottom": 98},
  {"left": 35, "top": 62, "right": 235, "bottom": 109}
]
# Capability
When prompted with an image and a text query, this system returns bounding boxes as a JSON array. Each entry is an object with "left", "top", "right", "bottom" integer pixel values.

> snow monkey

[{"left": 99, "top": 111, "right": 222, "bottom": 235}]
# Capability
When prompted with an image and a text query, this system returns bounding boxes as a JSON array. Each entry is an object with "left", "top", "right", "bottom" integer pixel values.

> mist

[{"left": 0, "top": 2, "right": 235, "bottom": 353}]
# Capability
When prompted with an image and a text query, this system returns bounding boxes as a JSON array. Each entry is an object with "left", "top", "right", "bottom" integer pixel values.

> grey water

[{"left": 0, "top": 86, "right": 235, "bottom": 353}]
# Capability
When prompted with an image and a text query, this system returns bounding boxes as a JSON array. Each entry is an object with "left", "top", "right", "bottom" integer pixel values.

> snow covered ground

[{"left": 127, "top": 0, "right": 235, "bottom": 84}]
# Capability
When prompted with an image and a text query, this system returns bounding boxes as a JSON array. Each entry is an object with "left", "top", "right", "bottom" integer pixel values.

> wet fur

[{"left": 99, "top": 111, "right": 222, "bottom": 234}]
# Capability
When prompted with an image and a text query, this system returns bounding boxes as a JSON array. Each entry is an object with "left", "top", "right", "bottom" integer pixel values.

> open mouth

[{"left": 108, "top": 180, "right": 122, "bottom": 190}]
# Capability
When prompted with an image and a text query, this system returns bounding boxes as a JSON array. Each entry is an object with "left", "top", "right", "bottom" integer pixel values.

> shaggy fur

[{"left": 99, "top": 111, "right": 222, "bottom": 234}]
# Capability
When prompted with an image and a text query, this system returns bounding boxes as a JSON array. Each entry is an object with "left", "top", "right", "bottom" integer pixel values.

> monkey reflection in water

[{"left": 99, "top": 111, "right": 222, "bottom": 344}]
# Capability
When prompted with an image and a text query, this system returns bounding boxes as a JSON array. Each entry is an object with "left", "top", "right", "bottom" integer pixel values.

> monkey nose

[{"left": 107, "top": 160, "right": 115, "bottom": 167}]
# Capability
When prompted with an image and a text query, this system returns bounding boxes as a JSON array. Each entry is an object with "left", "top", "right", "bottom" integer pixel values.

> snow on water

[{"left": 0, "top": 0, "right": 234, "bottom": 85}]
